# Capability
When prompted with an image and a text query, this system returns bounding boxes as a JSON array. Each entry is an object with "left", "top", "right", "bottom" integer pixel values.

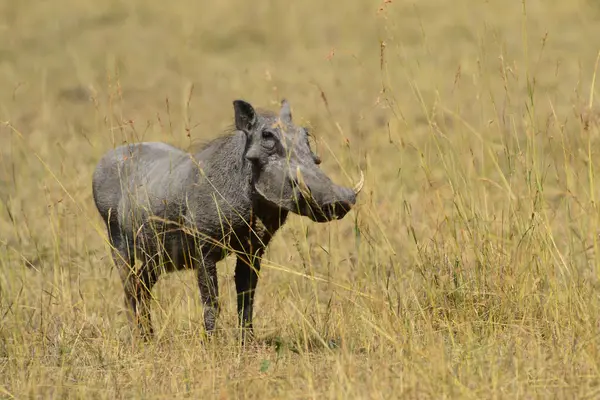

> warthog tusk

[
  {"left": 353, "top": 170, "right": 364, "bottom": 195},
  {"left": 296, "top": 166, "right": 313, "bottom": 200}
]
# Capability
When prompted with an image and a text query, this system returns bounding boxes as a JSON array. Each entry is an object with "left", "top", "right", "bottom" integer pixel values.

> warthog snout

[{"left": 294, "top": 167, "right": 364, "bottom": 223}]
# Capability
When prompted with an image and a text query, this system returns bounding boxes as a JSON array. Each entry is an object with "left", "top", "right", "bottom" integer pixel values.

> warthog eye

[
  {"left": 261, "top": 130, "right": 277, "bottom": 151},
  {"left": 262, "top": 130, "right": 275, "bottom": 140}
]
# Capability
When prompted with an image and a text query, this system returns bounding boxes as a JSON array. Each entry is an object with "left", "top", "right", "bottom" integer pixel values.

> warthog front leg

[
  {"left": 234, "top": 249, "right": 263, "bottom": 342},
  {"left": 195, "top": 254, "right": 220, "bottom": 335}
]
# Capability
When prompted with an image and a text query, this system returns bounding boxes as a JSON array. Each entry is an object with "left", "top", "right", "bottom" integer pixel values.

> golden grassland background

[{"left": 2, "top": 0, "right": 600, "bottom": 398}]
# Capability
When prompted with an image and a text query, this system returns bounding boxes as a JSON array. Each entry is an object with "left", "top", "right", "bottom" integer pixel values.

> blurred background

[{"left": 2, "top": 0, "right": 600, "bottom": 397}]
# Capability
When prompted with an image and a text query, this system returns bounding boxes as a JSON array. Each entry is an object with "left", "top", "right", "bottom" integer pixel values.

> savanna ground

[{"left": 1, "top": 0, "right": 600, "bottom": 398}]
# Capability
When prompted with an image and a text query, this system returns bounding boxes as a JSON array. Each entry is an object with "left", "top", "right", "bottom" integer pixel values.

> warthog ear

[
  {"left": 233, "top": 100, "right": 257, "bottom": 132},
  {"left": 279, "top": 99, "right": 292, "bottom": 124}
]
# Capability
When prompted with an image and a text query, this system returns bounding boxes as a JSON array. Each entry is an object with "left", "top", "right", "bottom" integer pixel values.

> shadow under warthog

[{"left": 92, "top": 99, "right": 364, "bottom": 341}]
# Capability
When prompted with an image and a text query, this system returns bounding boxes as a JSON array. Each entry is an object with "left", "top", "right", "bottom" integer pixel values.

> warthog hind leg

[{"left": 108, "top": 221, "right": 159, "bottom": 340}]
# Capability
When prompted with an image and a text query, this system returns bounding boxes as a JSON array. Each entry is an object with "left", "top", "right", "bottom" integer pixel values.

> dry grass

[{"left": 2, "top": 0, "right": 600, "bottom": 398}]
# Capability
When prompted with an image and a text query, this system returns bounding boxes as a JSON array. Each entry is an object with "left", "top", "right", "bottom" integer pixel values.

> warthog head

[{"left": 235, "top": 99, "right": 364, "bottom": 222}]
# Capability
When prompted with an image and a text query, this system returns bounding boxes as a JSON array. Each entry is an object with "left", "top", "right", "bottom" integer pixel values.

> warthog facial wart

[{"left": 92, "top": 99, "right": 364, "bottom": 341}]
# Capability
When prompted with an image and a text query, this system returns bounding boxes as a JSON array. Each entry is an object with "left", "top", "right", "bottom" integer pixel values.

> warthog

[{"left": 92, "top": 99, "right": 364, "bottom": 340}]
